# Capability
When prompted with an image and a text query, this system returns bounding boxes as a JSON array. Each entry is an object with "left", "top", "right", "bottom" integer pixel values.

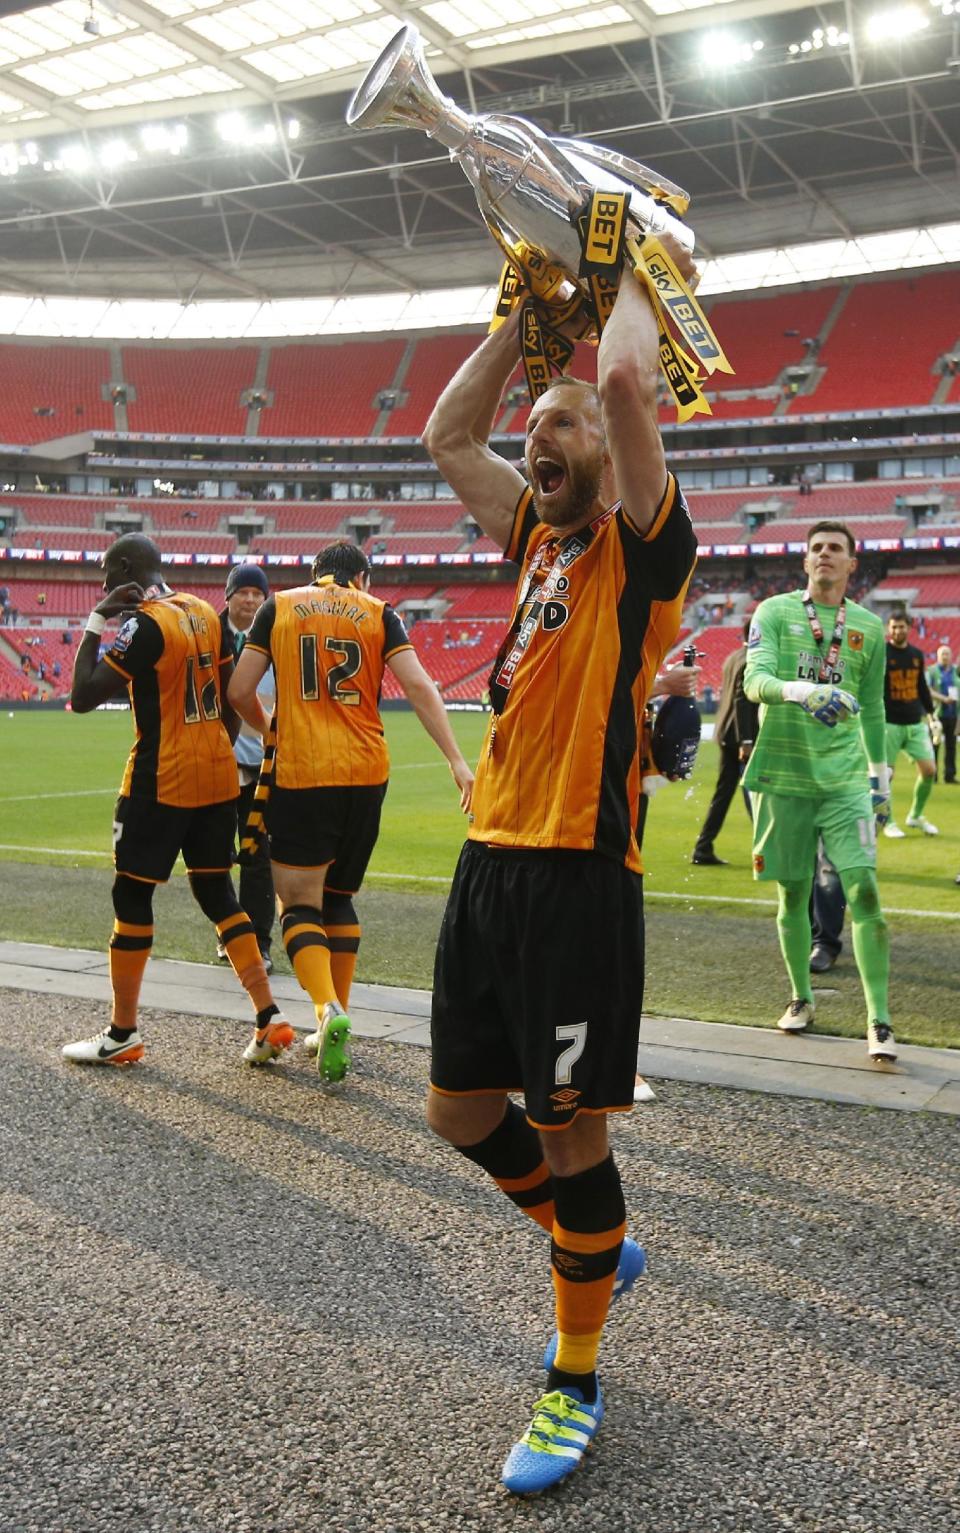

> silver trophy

[{"left": 346, "top": 23, "right": 694, "bottom": 301}]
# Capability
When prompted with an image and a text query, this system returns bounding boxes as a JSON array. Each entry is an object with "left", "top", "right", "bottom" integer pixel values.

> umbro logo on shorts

[{"left": 550, "top": 1087, "right": 581, "bottom": 1107}]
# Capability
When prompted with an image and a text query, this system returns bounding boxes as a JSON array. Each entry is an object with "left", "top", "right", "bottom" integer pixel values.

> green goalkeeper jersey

[{"left": 742, "top": 589, "right": 886, "bottom": 797}]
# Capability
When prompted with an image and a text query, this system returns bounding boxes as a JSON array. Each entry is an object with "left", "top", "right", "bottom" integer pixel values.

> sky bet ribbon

[
  {"left": 578, "top": 189, "right": 628, "bottom": 338},
  {"left": 628, "top": 232, "right": 734, "bottom": 421}
]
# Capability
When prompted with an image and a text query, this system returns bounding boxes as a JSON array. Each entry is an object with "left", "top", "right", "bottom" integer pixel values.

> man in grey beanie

[{"left": 219, "top": 563, "right": 276, "bottom": 971}]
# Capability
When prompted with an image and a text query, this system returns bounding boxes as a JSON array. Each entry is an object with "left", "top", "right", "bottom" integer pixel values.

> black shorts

[
  {"left": 113, "top": 795, "right": 237, "bottom": 884},
  {"left": 264, "top": 782, "right": 387, "bottom": 893},
  {"left": 431, "top": 842, "right": 645, "bottom": 1130}
]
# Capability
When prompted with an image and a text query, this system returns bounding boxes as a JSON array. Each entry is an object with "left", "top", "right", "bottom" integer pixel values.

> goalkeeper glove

[
  {"left": 929, "top": 715, "right": 944, "bottom": 748},
  {"left": 782, "top": 680, "right": 860, "bottom": 727},
  {"left": 869, "top": 763, "right": 892, "bottom": 828}
]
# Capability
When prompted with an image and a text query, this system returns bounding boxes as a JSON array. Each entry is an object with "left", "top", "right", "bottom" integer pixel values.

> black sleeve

[
  {"left": 918, "top": 660, "right": 934, "bottom": 714},
  {"left": 504, "top": 485, "right": 538, "bottom": 565},
  {"left": 246, "top": 596, "right": 277, "bottom": 656},
  {"left": 103, "top": 610, "right": 163, "bottom": 678},
  {"left": 733, "top": 658, "right": 759, "bottom": 742},
  {"left": 618, "top": 474, "right": 698, "bottom": 601},
  {"left": 218, "top": 610, "right": 234, "bottom": 666},
  {"left": 382, "top": 604, "right": 412, "bottom": 659}
]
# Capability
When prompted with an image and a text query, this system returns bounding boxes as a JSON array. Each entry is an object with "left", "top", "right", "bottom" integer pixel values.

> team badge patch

[
  {"left": 111, "top": 616, "right": 139, "bottom": 654},
  {"left": 747, "top": 621, "right": 762, "bottom": 648},
  {"left": 753, "top": 853, "right": 765, "bottom": 874},
  {"left": 848, "top": 630, "right": 864, "bottom": 651}
]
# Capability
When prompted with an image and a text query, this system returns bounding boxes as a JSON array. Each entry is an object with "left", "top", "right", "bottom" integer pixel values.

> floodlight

[
  {"left": 287, "top": 118, "right": 301, "bottom": 140},
  {"left": 699, "top": 31, "right": 764, "bottom": 68},
  {"left": 60, "top": 143, "right": 90, "bottom": 174},
  {"left": 866, "top": 5, "right": 930, "bottom": 38},
  {"left": 100, "top": 140, "right": 137, "bottom": 168}
]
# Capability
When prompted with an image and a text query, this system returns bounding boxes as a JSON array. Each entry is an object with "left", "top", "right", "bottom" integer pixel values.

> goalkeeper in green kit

[{"left": 743, "top": 521, "right": 896, "bottom": 1063}]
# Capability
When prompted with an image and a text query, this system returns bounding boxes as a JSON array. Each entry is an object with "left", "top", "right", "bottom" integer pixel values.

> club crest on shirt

[
  {"left": 848, "top": 630, "right": 864, "bottom": 651},
  {"left": 753, "top": 853, "right": 765, "bottom": 873},
  {"left": 112, "top": 616, "right": 139, "bottom": 654}
]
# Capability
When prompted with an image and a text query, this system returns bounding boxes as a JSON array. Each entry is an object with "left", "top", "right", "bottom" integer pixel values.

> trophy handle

[{"left": 345, "top": 23, "right": 472, "bottom": 152}]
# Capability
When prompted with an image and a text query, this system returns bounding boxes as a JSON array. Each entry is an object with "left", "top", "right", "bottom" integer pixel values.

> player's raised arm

[
  {"left": 70, "top": 580, "right": 145, "bottom": 712},
  {"left": 422, "top": 310, "right": 528, "bottom": 552},
  {"left": 387, "top": 646, "right": 474, "bottom": 811}
]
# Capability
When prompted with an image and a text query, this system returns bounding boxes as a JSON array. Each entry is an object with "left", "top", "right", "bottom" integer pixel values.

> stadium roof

[{"left": 0, "top": 0, "right": 957, "bottom": 303}]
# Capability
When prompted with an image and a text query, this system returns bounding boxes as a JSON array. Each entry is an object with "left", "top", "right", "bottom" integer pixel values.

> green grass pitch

[{"left": 0, "top": 707, "right": 957, "bottom": 1048}]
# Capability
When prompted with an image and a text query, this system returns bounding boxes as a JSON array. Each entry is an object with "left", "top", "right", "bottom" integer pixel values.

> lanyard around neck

[{"left": 801, "top": 590, "right": 846, "bottom": 683}]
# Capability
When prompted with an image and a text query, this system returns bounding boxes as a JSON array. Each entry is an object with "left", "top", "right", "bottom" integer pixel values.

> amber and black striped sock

[
  {"left": 216, "top": 910, "right": 273, "bottom": 1015},
  {"left": 108, "top": 919, "right": 153, "bottom": 1034},
  {"left": 548, "top": 1153, "right": 626, "bottom": 1403},
  {"left": 281, "top": 904, "right": 337, "bottom": 1018},
  {"left": 328, "top": 934, "right": 359, "bottom": 1009},
  {"left": 456, "top": 1100, "right": 555, "bottom": 1233}
]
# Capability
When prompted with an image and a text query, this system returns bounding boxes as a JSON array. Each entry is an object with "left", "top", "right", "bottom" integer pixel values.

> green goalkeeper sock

[
  {"left": 841, "top": 869, "right": 890, "bottom": 1023},
  {"left": 908, "top": 773, "right": 933, "bottom": 820},
  {"left": 776, "top": 881, "right": 814, "bottom": 1003}
]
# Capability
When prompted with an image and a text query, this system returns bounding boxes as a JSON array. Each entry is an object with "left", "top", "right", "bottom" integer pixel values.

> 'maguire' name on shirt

[{"left": 292, "top": 597, "right": 369, "bottom": 625}]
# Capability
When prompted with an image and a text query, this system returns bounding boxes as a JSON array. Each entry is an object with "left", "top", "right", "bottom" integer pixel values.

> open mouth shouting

[{"left": 534, "top": 457, "right": 566, "bottom": 498}]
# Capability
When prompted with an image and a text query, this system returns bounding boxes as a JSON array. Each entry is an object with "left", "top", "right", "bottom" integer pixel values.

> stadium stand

[
  {"left": 123, "top": 347, "right": 258, "bottom": 436},
  {"left": 873, "top": 570, "right": 960, "bottom": 606},
  {"left": 12, "top": 530, "right": 114, "bottom": 550},
  {"left": 4, "top": 628, "right": 74, "bottom": 687},
  {"left": 264, "top": 340, "right": 406, "bottom": 436},
  {"left": 442, "top": 585, "right": 516, "bottom": 620},
  {"left": 143, "top": 501, "right": 224, "bottom": 531},
  {"left": 686, "top": 625, "right": 745, "bottom": 694},
  {"left": 382, "top": 618, "right": 502, "bottom": 699},
  {"left": 795, "top": 271, "right": 960, "bottom": 412},
  {"left": 384, "top": 504, "right": 465, "bottom": 532},
  {"left": 363, "top": 534, "right": 465, "bottom": 556},
  {"left": 4, "top": 498, "right": 102, "bottom": 528},
  {"left": 0, "top": 648, "right": 33, "bottom": 700},
  {"left": 706, "top": 287, "right": 841, "bottom": 386},
  {"left": 0, "top": 344, "right": 114, "bottom": 444},
  {"left": 384, "top": 335, "right": 479, "bottom": 436},
  {"left": 267, "top": 506, "right": 353, "bottom": 534},
  {"left": 751, "top": 518, "right": 908, "bottom": 544}
]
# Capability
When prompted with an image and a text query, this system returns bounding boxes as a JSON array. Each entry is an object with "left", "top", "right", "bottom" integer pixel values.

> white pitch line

[
  {"left": 0, "top": 788, "right": 115, "bottom": 803},
  {"left": 1, "top": 845, "right": 957, "bottom": 923},
  {"left": 0, "top": 843, "right": 109, "bottom": 857}
]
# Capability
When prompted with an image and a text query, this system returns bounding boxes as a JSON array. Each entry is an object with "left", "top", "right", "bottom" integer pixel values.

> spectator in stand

[
  {"left": 52, "top": 660, "right": 61, "bottom": 681},
  {"left": 62, "top": 629, "right": 72, "bottom": 645},
  {"left": 927, "top": 644, "right": 957, "bottom": 785},
  {"left": 37, "top": 592, "right": 46, "bottom": 606}
]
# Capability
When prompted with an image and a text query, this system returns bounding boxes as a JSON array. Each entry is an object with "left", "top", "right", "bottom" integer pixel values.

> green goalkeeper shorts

[
  {"left": 751, "top": 787, "right": 876, "bottom": 883},
  {"left": 885, "top": 721, "right": 934, "bottom": 766}
]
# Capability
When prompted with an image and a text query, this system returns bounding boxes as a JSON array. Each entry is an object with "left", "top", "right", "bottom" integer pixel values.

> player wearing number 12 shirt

[
  {"left": 62, "top": 533, "right": 294, "bottom": 1070},
  {"left": 229, "top": 540, "right": 473, "bottom": 1087}
]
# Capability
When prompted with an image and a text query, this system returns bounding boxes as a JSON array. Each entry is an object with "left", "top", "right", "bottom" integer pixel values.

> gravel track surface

[{"left": 2, "top": 992, "right": 958, "bottom": 1533}]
